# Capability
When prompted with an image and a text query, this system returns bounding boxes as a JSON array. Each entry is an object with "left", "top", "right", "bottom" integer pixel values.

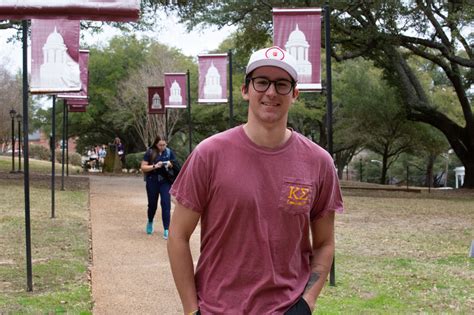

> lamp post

[
  {"left": 9, "top": 109, "right": 17, "bottom": 173},
  {"left": 16, "top": 113, "right": 23, "bottom": 173}
]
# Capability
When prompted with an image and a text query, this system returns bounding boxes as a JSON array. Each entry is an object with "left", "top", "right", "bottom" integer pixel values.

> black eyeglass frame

[{"left": 249, "top": 76, "right": 296, "bottom": 95}]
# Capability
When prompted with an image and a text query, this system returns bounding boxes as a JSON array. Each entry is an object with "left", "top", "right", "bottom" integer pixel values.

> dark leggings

[{"left": 146, "top": 176, "right": 171, "bottom": 229}]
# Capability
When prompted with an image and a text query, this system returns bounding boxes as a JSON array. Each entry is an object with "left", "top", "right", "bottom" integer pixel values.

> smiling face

[{"left": 241, "top": 66, "right": 299, "bottom": 127}]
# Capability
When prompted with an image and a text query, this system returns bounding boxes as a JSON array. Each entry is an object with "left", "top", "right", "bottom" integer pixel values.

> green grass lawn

[
  {"left": 0, "top": 156, "right": 91, "bottom": 314},
  {"left": 0, "top": 155, "right": 82, "bottom": 174},
  {"left": 316, "top": 189, "right": 474, "bottom": 314}
]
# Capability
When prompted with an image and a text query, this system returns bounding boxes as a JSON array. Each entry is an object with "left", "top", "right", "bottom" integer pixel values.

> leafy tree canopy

[{"left": 161, "top": 0, "right": 474, "bottom": 187}]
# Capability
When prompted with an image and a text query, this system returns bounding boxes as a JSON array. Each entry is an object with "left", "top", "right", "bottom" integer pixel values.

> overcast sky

[{"left": 0, "top": 11, "right": 236, "bottom": 74}]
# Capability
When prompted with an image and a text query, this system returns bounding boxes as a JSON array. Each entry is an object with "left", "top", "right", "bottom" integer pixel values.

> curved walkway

[{"left": 89, "top": 175, "right": 200, "bottom": 314}]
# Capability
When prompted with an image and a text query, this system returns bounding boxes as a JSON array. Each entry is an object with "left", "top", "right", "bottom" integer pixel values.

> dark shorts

[{"left": 284, "top": 296, "right": 312, "bottom": 315}]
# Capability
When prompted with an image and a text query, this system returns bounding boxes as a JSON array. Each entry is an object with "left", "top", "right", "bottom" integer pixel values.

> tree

[
  {"left": 335, "top": 58, "right": 420, "bottom": 184},
  {"left": 67, "top": 35, "right": 196, "bottom": 154},
  {"left": 164, "top": 0, "right": 474, "bottom": 187},
  {"left": 67, "top": 35, "right": 151, "bottom": 153},
  {"left": 112, "top": 41, "right": 196, "bottom": 149},
  {"left": 330, "top": 1, "right": 473, "bottom": 187}
]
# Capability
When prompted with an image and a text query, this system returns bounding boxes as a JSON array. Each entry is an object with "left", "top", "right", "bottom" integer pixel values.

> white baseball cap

[{"left": 246, "top": 46, "right": 298, "bottom": 82}]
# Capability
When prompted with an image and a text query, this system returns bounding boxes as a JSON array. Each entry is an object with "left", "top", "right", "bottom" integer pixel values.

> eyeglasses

[{"left": 250, "top": 77, "right": 295, "bottom": 95}]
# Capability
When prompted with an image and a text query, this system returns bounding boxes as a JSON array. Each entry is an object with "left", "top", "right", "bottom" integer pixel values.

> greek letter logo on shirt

[{"left": 287, "top": 185, "right": 310, "bottom": 206}]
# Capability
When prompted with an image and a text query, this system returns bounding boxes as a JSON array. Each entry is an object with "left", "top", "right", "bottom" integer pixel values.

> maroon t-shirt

[{"left": 171, "top": 126, "right": 343, "bottom": 314}]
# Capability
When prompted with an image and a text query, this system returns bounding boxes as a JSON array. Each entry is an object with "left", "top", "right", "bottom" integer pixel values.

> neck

[{"left": 243, "top": 122, "right": 291, "bottom": 149}]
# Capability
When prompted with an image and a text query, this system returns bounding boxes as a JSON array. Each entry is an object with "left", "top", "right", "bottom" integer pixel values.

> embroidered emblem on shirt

[{"left": 287, "top": 185, "right": 310, "bottom": 206}]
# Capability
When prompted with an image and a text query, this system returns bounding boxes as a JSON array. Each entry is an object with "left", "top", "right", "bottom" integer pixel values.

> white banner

[{"left": 30, "top": 19, "right": 81, "bottom": 94}]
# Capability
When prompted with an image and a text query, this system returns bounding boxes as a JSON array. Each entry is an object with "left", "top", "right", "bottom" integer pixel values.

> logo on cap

[{"left": 264, "top": 46, "right": 285, "bottom": 61}]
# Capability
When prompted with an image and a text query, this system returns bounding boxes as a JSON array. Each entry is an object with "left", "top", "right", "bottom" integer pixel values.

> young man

[{"left": 167, "top": 46, "right": 343, "bottom": 314}]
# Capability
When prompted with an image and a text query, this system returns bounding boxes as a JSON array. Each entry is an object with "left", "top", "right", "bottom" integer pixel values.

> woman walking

[{"left": 141, "top": 136, "right": 176, "bottom": 240}]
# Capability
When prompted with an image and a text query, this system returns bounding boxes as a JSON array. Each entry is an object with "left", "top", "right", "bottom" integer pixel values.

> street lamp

[
  {"left": 9, "top": 109, "right": 16, "bottom": 173},
  {"left": 16, "top": 113, "right": 22, "bottom": 173}
]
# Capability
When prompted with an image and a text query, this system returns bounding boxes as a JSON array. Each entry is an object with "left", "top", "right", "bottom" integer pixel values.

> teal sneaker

[
  {"left": 146, "top": 222, "right": 153, "bottom": 235},
  {"left": 163, "top": 229, "right": 169, "bottom": 240}
]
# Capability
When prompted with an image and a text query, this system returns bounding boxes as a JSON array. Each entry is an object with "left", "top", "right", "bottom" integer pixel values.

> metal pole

[
  {"left": 228, "top": 50, "right": 234, "bottom": 129},
  {"left": 61, "top": 100, "right": 66, "bottom": 191},
  {"left": 66, "top": 105, "right": 69, "bottom": 176},
  {"left": 165, "top": 109, "right": 169, "bottom": 139},
  {"left": 187, "top": 70, "right": 192, "bottom": 154},
  {"left": 51, "top": 95, "right": 56, "bottom": 219},
  {"left": 325, "top": 5, "right": 334, "bottom": 157},
  {"left": 10, "top": 110, "right": 16, "bottom": 173},
  {"left": 324, "top": 3, "right": 336, "bottom": 287},
  {"left": 22, "top": 19, "right": 33, "bottom": 292},
  {"left": 17, "top": 116, "right": 22, "bottom": 172}
]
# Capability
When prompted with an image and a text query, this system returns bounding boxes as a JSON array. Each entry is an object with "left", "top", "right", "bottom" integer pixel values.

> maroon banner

[
  {"left": 68, "top": 104, "right": 86, "bottom": 112},
  {"left": 67, "top": 98, "right": 88, "bottom": 105},
  {"left": 30, "top": 19, "right": 81, "bottom": 94},
  {"left": 164, "top": 73, "right": 187, "bottom": 109},
  {"left": 148, "top": 87, "right": 165, "bottom": 114},
  {"left": 198, "top": 54, "right": 228, "bottom": 103},
  {"left": 58, "top": 50, "right": 89, "bottom": 99},
  {"left": 0, "top": 0, "right": 139, "bottom": 22},
  {"left": 273, "top": 8, "right": 322, "bottom": 91},
  {"left": 67, "top": 98, "right": 88, "bottom": 112}
]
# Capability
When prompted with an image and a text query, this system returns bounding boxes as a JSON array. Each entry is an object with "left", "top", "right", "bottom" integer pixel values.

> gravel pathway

[{"left": 89, "top": 175, "right": 200, "bottom": 314}]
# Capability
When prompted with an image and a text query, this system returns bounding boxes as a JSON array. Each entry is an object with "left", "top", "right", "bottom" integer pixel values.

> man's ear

[
  {"left": 241, "top": 84, "right": 249, "bottom": 101},
  {"left": 292, "top": 87, "right": 299, "bottom": 102}
]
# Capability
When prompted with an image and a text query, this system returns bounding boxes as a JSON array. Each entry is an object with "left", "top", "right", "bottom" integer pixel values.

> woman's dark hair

[
  {"left": 151, "top": 135, "right": 163, "bottom": 148},
  {"left": 149, "top": 136, "right": 167, "bottom": 163}
]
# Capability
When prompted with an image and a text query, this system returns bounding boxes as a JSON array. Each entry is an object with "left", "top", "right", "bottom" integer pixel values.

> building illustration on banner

[
  {"left": 40, "top": 27, "right": 81, "bottom": 90},
  {"left": 203, "top": 62, "right": 222, "bottom": 99},
  {"left": 169, "top": 80, "right": 183, "bottom": 105},
  {"left": 285, "top": 24, "right": 312, "bottom": 82},
  {"left": 151, "top": 93, "right": 162, "bottom": 109}
]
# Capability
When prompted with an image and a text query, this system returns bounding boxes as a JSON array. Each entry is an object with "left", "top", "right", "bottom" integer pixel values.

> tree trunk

[
  {"left": 462, "top": 160, "right": 474, "bottom": 188},
  {"left": 425, "top": 154, "right": 435, "bottom": 188}
]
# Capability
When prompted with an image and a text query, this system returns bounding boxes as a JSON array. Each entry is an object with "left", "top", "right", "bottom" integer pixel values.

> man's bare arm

[
  {"left": 302, "top": 211, "right": 335, "bottom": 311},
  {"left": 167, "top": 202, "right": 201, "bottom": 314}
]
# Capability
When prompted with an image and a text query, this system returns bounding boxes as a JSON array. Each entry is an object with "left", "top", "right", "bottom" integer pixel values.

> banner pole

[
  {"left": 187, "top": 70, "right": 192, "bottom": 154},
  {"left": 165, "top": 109, "right": 169, "bottom": 139},
  {"left": 51, "top": 95, "right": 56, "bottom": 219},
  {"left": 66, "top": 105, "right": 69, "bottom": 176},
  {"left": 22, "top": 19, "right": 33, "bottom": 292},
  {"left": 61, "top": 99, "right": 66, "bottom": 190},
  {"left": 228, "top": 50, "right": 233, "bottom": 129},
  {"left": 324, "top": 3, "right": 336, "bottom": 287}
]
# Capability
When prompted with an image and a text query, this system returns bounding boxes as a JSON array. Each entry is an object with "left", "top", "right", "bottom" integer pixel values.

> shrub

[
  {"left": 55, "top": 149, "right": 64, "bottom": 163},
  {"left": 69, "top": 152, "right": 82, "bottom": 166},
  {"left": 53, "top": 150, "right": 82, "bottom": 166},
  {"left": 29, "top": 144, "right": 50, "bottom": 161},
  {"left": 125, "top": 152, "right": 144, "bottom": 172}
]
